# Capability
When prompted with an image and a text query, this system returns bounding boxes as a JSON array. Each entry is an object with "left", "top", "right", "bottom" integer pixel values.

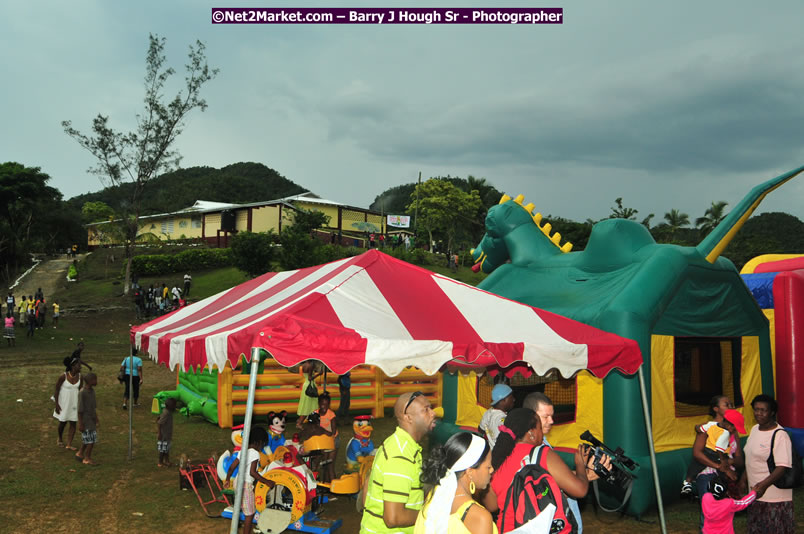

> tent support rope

[
  {"left": 230, "top": 348, "right": 263, "bottom": 534},
  {"left": 638, "top": 365, "right": 667, "bottom": 534}
]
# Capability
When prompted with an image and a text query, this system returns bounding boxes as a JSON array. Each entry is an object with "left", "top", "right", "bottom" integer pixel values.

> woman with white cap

[{"left": 415, "top": 432, "right": 496, "bottom": 534}]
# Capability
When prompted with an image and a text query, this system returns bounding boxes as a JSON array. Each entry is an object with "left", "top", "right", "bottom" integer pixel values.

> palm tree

[
  {"left": 696, "top": 201, "right": 728, "bottom": 237},
  {"left": 466, "top": 175, "right": 488, "bottom": 194},
  {"left": 609, "top": 198, "right": 638, "bottom": 220},
  {"left": 663, "top": 208, "right": 690, "bottom": 239}
]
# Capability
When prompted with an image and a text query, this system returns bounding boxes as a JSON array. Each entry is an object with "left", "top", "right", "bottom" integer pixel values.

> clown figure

[{"left": 345, "top": 415, "right": 375, "bottom": 473}]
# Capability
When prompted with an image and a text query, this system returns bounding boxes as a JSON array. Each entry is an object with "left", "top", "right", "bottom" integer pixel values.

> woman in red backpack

[{"left": 483, "top": 408, "right": 598, "bottom": 533}]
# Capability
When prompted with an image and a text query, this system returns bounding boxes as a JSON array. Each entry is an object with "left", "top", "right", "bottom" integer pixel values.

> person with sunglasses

[{"left": 360, "top": 391, "right": 437, "bottom": 534}]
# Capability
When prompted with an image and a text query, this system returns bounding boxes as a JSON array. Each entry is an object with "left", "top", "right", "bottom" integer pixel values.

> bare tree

[{"left": 62, "top": 34, "right": 218, "bottom": 294}]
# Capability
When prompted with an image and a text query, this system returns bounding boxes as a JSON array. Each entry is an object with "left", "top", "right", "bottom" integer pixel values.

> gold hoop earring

[{"left": 469, "top": 479, "right": 476, "bottom": 494}]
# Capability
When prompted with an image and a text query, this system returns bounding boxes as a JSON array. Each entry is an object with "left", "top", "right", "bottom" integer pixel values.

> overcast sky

[{"left": 3, "top": 1, "right": 804, "bottom": 223}]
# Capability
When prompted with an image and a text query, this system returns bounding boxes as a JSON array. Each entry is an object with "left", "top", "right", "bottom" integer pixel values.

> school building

[{"left": 85, "top": 193, "right": 387, "bottom": 249}]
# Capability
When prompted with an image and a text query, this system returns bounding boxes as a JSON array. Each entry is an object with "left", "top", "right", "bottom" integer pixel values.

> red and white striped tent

[{"left": 131, "top": 249, "right": 641, "bottom": 377}]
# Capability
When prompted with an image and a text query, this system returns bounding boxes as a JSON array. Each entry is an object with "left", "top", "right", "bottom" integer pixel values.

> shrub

[
  {"left": 230, "top": 231, "right": 276, "bottom": 278},
  {"left": 131, "top": 254, "right": 173, "bottom": 276},
  {"left": 130, "top": 248, "right": 234, "bottom": 276},
  {"left": 314, "top": 245, "right": 364, "bottom": 264},
  {"left": 409, "top": 248, "right": 429, "bottom": 265}
]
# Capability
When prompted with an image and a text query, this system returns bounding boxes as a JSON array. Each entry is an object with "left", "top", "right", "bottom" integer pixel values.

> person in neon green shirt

[{"left": 360, "top": 391, "right": 437, "bottom": 534}]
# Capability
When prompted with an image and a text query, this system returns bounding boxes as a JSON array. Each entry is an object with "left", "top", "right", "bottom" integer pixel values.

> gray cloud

[
  {"left": 319, "top": 47, "right": 804, "bottom": 176},
  {"left": 3, "top": 0, "right": 804, "bottom": 226}
]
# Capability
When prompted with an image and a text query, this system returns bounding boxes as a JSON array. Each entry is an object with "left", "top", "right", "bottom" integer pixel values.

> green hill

[{"left": 66, "top": 162, "right": 307, "bottom": 215}]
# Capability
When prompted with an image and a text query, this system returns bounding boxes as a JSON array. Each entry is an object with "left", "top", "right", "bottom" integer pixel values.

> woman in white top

[
  {"left": 53, "top": 357, "right": 82, "bottom": 450},
  {"left": 740, "top": 394, "right": 795, "bottom": 534}
]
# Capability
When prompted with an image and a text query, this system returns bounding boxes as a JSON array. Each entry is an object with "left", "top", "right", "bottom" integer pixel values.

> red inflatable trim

[{"left": 772, "top": 270, "right": 804, "bottom": 427}]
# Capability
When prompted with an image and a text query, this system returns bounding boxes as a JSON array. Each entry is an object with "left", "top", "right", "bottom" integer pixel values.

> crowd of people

[
  {"left": 675, "top": 393, "right": 796, "bottom": 534},
  {"left": 352, "top": 387, "right": 797, "bottom": 534},
  {"left": 366, "top": 232, "right": 413, "bottom": 250},
  {"left": 2, "top": 288, "right": 60, "bottom": 344},
  {"left": 45, "top": 339, "right": 797, "bottom": 534},
  {"left": 132, "top": 274, "right": 192, "bottom": 320},
  {"left": 50, "top": 342, "right": 177, "bottom": 469},
  {"left": 352, "top": 387, "right": 611, "bottom": 534}
]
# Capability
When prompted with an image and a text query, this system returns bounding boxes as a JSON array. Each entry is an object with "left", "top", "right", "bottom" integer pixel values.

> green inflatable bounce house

[{"left": 462, "top": 165, "right": 803, "bottom": 517}]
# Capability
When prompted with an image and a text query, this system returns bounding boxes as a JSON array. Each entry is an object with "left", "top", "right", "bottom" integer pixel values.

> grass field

[{"left": 0, "top": 249, "right": 800, "bottom": 533}]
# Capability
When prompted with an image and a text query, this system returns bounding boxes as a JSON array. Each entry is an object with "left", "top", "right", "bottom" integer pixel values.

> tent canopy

[{"left": 131, "top": 250, "right": 641, "bottom": 378}]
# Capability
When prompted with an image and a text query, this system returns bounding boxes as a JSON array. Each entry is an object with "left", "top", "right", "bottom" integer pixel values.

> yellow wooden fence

[{"left": 217, "top": 358, "right": 442, "bottom": 428}]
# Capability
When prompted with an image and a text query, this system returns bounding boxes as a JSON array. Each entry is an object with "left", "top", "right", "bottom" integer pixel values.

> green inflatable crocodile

[{"left": 468, "top": 165, "right": 804, "bottom": 517}]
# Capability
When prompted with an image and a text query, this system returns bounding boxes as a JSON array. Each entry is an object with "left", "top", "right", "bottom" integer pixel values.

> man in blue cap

[{"left": 479, "top": 383, "right": 515, "bottom": 448}]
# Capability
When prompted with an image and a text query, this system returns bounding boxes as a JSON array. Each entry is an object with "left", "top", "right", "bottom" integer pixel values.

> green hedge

[{"left": 131, "top": 248, "right": 234, "bottom": 276}]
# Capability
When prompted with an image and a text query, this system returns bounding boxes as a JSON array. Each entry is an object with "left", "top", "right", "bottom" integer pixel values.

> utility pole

[
  {"left": 415, "top": 171, "right": 421, "bottom": 235},
  {"left": 381, "top": 197, "right": 385, "bottom": 235}
]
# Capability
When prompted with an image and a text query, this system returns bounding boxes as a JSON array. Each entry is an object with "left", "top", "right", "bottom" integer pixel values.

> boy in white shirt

[
  {"left": 479, "top": 383, "right": 515, "bottom": 448},
  {"left": 225, "top": 427, "right": 276, "bottom": 534}
]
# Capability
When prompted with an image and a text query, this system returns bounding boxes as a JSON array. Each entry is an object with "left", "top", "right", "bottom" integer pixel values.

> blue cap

[{"left": 491, "top": 384, "right": 513, "bottom": 405}]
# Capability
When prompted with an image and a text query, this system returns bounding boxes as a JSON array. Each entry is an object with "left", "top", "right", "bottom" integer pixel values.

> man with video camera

[{"left": 524, "top": 392, "right": 610, "bottom": 534}]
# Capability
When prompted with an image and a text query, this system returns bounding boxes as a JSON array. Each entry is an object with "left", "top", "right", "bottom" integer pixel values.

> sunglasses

[{"left": 404, "top": 391, "right": 424, "bottom": 414}]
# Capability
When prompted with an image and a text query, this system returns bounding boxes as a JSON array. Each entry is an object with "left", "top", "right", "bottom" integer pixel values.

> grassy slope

[{"left": 0, "top": 248, "right": 800, "bottom": 533}]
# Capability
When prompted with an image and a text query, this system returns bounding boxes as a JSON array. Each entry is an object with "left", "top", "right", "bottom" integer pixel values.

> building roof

[
  {"left": 86, "top": 193, "right": 381, "bottom": 228},
  {"left": 182, "top": 200, "right": 242, "bottom": 212}
]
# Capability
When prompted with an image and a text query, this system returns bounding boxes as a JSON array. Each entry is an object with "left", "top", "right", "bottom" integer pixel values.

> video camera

[{"left": 580, "top": 430, "right": 639, "bottom": 490}]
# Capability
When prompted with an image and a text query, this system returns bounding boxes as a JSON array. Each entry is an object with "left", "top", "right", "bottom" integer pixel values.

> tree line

[{"left": 370, "top": 177, "right": 804, "bottom": 270}]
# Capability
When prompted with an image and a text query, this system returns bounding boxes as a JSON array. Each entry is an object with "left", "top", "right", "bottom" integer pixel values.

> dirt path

[{"left": 9, "top": 254, "right": 85, "bottom": 301}]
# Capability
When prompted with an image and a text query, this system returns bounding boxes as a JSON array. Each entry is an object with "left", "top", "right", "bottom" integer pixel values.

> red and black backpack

[{"left": 499, "top": 445, "right": 578, "bottom": 534}]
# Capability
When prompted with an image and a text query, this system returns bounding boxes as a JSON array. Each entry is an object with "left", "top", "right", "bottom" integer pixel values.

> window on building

[
  {"left": 477, "top": 371, "right": 577, "bottom": 425},
  {"left": 674, "top": 337, "right": 743, "bottom": 417},
  {"left": 192, "top": 217, "right": 202, "bottom": 228}
]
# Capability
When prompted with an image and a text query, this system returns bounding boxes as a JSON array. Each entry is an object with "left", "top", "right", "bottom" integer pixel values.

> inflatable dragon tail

[{"left": 696, "top": 165, "right": 804, "bottom": 263}]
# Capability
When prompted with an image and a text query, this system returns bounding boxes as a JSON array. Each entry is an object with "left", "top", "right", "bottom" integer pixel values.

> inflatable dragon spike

[
  {"left": 550, "top": 232, "right": 562, "bottom": 246},
  {"left": 520, "top": 201, "right": 572, "bottom": 253},
  {"left": 696, "top": 165, "right": 804, "bottom": 263},
  {"left": 499, "top": 194, "right": 512, "bottom": 204}
]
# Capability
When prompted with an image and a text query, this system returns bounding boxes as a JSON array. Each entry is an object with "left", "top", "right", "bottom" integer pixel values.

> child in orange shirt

[{"left": 304, "top": 392, "right": 338, "bottom": 483}]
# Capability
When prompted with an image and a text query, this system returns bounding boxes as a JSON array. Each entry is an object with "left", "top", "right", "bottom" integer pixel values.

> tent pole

[
  {"left": 128, "top": 346, "right": 134, "bottom": 460},
  {"left": 229, "top": 348, "right": 262, "bottom": 534},
  {"left": 637, "top": 365, "right": 666, "bottom": 534}
]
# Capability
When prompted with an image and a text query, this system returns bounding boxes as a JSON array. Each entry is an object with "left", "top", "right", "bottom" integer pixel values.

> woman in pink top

[
  {"left": 4, "top": 312, "right": 15, "bottom": 347},
  {"left": 740, "top": 394, "right": 794, "bottom": 534}
]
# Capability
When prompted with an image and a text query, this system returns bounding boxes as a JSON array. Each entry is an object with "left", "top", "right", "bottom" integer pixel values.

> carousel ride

[{"left": 219, "top": 413, "right": 376, "bottom": 533}]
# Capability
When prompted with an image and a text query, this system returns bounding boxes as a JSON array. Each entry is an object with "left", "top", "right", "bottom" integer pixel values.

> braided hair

[
  {"left": 491, "top": 408, "right": 538, "bottom": 470},
  {"left": 421, "top": 431, "right": 490, "bottom": 488}
]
